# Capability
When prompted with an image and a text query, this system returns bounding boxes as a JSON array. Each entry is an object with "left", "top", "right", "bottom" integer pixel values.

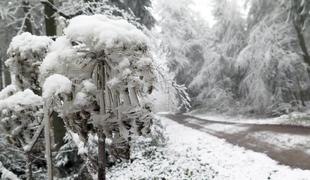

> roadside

[
  {"left": 164, "top": 114, "right": 310, "bottom": 170},
  {"left": 108, "top": 115, "right": 310, "bottom": 180}
]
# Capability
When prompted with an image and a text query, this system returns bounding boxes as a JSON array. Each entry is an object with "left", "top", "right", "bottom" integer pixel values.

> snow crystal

[
  {"left": 0, "top": 89, "right": 42, "bottom": 111},
  {"left": 64, "top": 15, "right": 148, "bottom": 51},
  {"left": 7, "top": 32, "right": 52, "bottom": 59},
  {"left": 42, "top": 74, "right": 72, "bottom": 99}
]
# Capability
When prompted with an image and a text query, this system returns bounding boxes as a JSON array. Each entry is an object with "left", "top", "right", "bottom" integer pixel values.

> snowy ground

[
  {"left": 189, "top": 111, "right": 310, "bottom": 127},
  {"left": 107, "top": 116, "right": 310, "bottom": 180}
]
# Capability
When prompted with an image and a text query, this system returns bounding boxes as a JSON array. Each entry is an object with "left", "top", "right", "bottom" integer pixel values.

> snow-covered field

[
  {"left": 190, "top": 111, "right": 310, "bottom": 127},
  {"left": 107, "top": 116, "right": 310, "bottom": 180}
]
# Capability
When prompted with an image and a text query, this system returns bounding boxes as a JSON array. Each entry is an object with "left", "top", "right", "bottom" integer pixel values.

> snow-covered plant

[
  {"left": 40, "top": 14, "right": 156, "bottom": 179},
  {"left": 6, "top": 32, "right": 52, "bottom": 94},
  {"left": 0, "top": 32, "right": 51, "bottom": 179}
]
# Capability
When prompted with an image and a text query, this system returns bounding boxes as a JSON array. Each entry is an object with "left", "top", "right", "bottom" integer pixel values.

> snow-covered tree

[
  {"left": 189, "top": 0, "right": 246, "bottom": 111},
  {"left": 285, "top": 0, "right": 310, "bottom": 68},
  {"left": 235, "top": 0, "right": 310, "bottom": 115},
  {"left": 40, "top": 14, "right": 156, "bottom": 179}
]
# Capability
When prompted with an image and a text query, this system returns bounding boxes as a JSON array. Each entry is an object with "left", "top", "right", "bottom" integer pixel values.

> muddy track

[{"left": 162, "top": 114, "right": 310, "bottom": 170}]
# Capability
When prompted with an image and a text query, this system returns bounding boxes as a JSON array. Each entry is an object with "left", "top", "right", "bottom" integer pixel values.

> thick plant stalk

[
  {"left": 44, "top": 104, "right": 53, "bottom": 180},
  {"left": 97, "top": 63, "right": 107, "bottom": 180},
  {"left": 97, "top": 130, "right": 106, "bottom": 180},
  {"left": 26, "top": 152, "right": 32, "bottom": 180},
  {"left": 129, "top": 87, "right": 140, "bottom": 106}
]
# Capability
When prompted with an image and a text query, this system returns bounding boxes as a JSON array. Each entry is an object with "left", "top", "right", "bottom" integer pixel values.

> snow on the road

[
  {"left": 190, "top": 111, "right": 310, "bottom": 127},
  {"left": 251, "top": 131, "right": 310, "bottom": 154},
  {"left": 205, "top": 123, "right": 249, "bottom": 133},
  {"left": 108, "top": 116, "right": 310, "bottom": 180},
  {"left": 188, "top": 117, "right": 249, "bottom": 133}
]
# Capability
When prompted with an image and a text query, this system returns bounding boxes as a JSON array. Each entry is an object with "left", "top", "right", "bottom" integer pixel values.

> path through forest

[{"left": 163, "top": 114, "right": 310, "bottom": 170}]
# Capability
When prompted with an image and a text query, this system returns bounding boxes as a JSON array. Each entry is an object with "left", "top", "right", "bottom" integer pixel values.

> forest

[{"left": 0, "top": 0, "right": 310, "bottom": 179}]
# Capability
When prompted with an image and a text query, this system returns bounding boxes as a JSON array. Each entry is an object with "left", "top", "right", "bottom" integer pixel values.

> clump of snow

[
  {"left": 64, "top": 15, "right": 148, "bottom": 51},
  {"left": 73, "top": 79, "right": 97, "bottom": 108},
  {"left": 0, "top": 84, "right": 18, "bottom": 100},
  {"left": 42, "top": 74, "right": 72, "bottom": 99},
  {"left": 69, "top": 131, "right": 88, "bottom": 155},
  {"left": 7, "top": 32, "right": 52, "bottom": 59},
  {"left": 40, "top": 37, "right": 76, "bottom": 78},
  {"left": 0, "top": 89, "right": 42, "bottom": 111}
]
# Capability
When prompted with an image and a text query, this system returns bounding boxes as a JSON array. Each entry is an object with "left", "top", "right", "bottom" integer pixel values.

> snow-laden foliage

[
  {"left": 57, "top": 0, "right": 154, "bottom": 29},
  {"left": 188, "top": 0, "right": 246, "bottom": 111},
  {"left": 40, "top": 14, "right": 156, "bottom": 174},
  {"left": 6, "top": 32, "right": 52, "bottom": 94},
  {"left": 0, "top": 89, "right": 42, "bottom": 147},
  {"left": 0, "top": 32, "right": 50, "bottom": 179},
  {"left": 64, "top": 15, "right": 148, "bottom": 51},
  {"left": 236, "top": 19, "right": 310, "bottom": 115},
  {"left": 152, "top": 0, "right": 208, "bottom": 78}
]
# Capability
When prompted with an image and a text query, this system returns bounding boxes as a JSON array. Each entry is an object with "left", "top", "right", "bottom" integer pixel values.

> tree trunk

[
  {"left": 293, "top": 22, "right": 310, "bottom": 67},
  {"left": 97, "top": 63, "right": 107, "bottom": 180},
  {"left": 44, "top": 0, "right": 57, "bottom": 36},
  {"left": 97, "top": 130, "right": 106, "bottom": 180},
  {"left": 44, "top": 105, "right": 53, "bottom": 180}
]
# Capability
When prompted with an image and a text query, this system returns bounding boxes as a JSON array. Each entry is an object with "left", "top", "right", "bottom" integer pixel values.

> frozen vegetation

[{"left": 0, "top": 0, "right": 310, "bottom": 179}]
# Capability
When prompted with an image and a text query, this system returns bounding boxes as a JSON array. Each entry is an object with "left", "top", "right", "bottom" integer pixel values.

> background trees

[{"left": 154, "top": 0, "right": 310, "bottom": 115}]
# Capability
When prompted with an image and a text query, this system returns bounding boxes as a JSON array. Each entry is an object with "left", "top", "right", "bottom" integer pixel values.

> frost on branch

[{"left": 40, "top": 15, "right": 156, "bottom": 171}]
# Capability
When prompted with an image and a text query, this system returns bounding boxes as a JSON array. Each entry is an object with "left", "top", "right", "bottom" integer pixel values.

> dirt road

[{"left": 163, "top": 114, "right": 310, "bottom": 170}]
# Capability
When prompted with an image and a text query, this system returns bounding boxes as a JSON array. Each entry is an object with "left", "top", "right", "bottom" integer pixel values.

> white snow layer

[
  {"left": 0, "top": 89, "right": 42, "bottom": 111},
  {"left": 190, "top": 111, "right": 310, "bottom": 127},
  {"left": 64, "top": 15, "right": 148, "bottom": 50},
  {"left": 7, "top": 32, "right": 52, "bottom": 59},
  {"left": 39, "top": 37, "right": 76, "bottom": 78},
  {"left": 42, "top": 74, "right": 72, "bottom": 99},
  {"left": 108, "top": 116, "right": 310, "bottom": 180}
]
